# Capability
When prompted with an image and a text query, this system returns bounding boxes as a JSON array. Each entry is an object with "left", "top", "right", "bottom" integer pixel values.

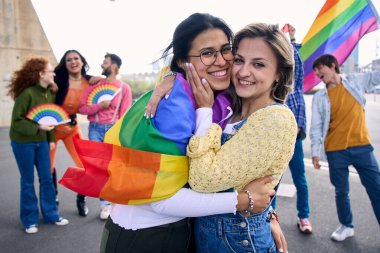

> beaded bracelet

[
  {"left": 268, "top": 208, "right": 280, "bottom": 224},
  {"left": 240, "top": 190, "right": 254, "bottom": 215}
]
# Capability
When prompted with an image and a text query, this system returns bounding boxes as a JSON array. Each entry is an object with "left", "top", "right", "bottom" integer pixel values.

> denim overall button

[
  {"left": 242, "top": 240, "right": 249, "bottom": 246},
  {"left": 240, "top": 222, "right": 247, "bottom": 227}
]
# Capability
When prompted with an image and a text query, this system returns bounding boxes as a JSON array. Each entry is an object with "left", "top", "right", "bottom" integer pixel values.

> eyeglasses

[
  {"left": 43, "top": 70, "right": 55, "bottom": 75},
  {"left": 188, "top": 45, "right": 234, "bottom": 66}
]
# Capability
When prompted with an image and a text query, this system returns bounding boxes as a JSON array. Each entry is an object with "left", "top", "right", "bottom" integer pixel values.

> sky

[{"left": 31, "top": 0, "right": 380, "bottom": 75}]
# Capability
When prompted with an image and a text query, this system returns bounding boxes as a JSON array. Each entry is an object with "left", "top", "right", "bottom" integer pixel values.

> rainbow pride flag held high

[
  {"left": 59, "top": 74, "right": 231, "bottom": 204},
  {"left": 300, "top": 0, "right": 379, "bottom": 92}
]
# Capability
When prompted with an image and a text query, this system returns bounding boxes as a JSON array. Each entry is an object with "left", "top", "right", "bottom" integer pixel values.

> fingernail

[
  {"left": 185, "top": 62, "right": 189, "bottom": 67},
  {"left": 150, "top": 114, "right": 154, "bottom": 118},
  {"left": 201, "top": 78, "right": 207, "bottom": 85},
  {"left": 165, "top": 94, "right": 169, "bottom": 99},
  {"left": 272, "top": 174, "right": 278, "bottom": 179},
  {"left": 278, "top": 248, "right": 284, "bottom": 253},
  {"left": 189, "top": 63, "right": 193, "bottom": 68},
  {"left": 144, "top": 113, "right": 146, "bottom": 117}
]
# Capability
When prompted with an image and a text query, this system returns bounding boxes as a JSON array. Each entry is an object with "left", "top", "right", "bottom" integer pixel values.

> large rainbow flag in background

[
  {"left": 300, "top": 0, "right": 379, "bottom": 92},
  {"left": 59, "top": 74, "right": 231, "bottom": 204}
]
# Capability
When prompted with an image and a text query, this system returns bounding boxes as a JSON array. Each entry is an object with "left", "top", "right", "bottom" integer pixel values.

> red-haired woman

[{"left": 8, "top": 57, "right": 69, "bottom": 234}]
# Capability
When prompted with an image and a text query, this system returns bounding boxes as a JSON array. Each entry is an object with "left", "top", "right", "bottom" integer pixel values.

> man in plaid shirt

[{"left": 272, "top": 24, "right": 312, "bottom": 234}]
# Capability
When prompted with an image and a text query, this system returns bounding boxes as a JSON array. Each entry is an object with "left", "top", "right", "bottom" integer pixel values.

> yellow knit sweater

[{"left": 187, "top": 105, "right": 297, "bottom": 192}]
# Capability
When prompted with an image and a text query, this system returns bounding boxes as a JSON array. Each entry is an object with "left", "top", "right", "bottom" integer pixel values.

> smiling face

[
  {"left": 313, "top": 63, "right": 339, "bottom": 87},
  {"left": 65, "top": 52, "right": 84, "bottom": 75},
  {"left": 232, "top": 37, "right": 278, "bottom": 102},
  {"left": 186, "top": 28, "right": 232, "bottom": 91},
  {"left": 101, "top": 56, "right": 112, "bottom": 77},
  {"left": 39, "top": 63, "right": 56, "bottom": 88}
]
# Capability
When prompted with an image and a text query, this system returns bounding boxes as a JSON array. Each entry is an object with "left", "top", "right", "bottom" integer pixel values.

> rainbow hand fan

[
  {"left": 26, "top": 103, "right": 71, "bottom": 126},
  {"left": 86, "top": 83, "right": 121, "bottom": 105}
]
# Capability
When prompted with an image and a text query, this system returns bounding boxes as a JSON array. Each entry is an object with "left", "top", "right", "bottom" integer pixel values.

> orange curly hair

[{"left": 7, "top": 57, "right": 49, "bottom": 99}]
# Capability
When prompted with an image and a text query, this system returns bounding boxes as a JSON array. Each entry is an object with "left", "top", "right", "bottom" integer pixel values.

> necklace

[{"left": 69, "top": 76, "right": 82, "bottom": 81}]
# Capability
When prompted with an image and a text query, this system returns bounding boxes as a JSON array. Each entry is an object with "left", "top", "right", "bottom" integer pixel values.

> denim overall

[{"left": 194, "top": 119, "right": 278, "bottom": 253}]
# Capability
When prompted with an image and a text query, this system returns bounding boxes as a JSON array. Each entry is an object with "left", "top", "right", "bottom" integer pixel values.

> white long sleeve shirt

[{"left": 110, "top": 108, "right": 237, "bottom": 230}]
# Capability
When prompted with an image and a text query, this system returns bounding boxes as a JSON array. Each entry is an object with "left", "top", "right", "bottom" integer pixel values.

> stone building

[{"left": 0, "top": 0, "right": 56, "bottom": 126}]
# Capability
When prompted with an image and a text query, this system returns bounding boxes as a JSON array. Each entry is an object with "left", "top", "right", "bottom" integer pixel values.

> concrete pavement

[{"left": 0, "top": 94, "right": 379, "bottom": 253}]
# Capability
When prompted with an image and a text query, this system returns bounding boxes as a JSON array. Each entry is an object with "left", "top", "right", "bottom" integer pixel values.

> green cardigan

[{"left": 9, "top": 84, "right": 56, "bottom": 143}]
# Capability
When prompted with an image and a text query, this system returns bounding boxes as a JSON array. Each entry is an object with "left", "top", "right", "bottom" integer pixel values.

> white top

[{"left": 110, "top": 108, "right": 237, "bottom": 230}]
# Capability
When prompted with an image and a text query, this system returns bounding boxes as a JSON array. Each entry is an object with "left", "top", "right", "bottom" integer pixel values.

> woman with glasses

[
  {"left": 145, "top": 22, "right": 295, "bottom": 253},
  {"left": 8, "top": 57, "right": 69, "bottom": 234},
  {"left": 100, "top": 13, "right": 286, "bottom": 253}
]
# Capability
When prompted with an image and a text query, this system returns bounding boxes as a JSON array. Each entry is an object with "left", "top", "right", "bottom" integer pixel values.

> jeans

[
  {"left": 89, "top": 122, "right": 114, "bottom": 143},
  {"left": 11, "top": 140, "right": 60, "bottom": 228},
  {"left": 195, "top": 206, "right": 277, "bottom": 253},
  {"left": 272, "top": 138, "right": 310, "bottom": 219},
  {"left": 326, "top": 145, "right": 380, "bottom": 227},
  {"left": 89, "top": 122, "right": 114, "bottom": 206}
]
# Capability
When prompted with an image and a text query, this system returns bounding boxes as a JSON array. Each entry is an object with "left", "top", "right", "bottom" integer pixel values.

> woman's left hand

[
  {"left": 185, "top": 63, "right": 214, "bottom": 108},
  {"left": 270, "top": 218, "right": 287, "bottom": 253}
]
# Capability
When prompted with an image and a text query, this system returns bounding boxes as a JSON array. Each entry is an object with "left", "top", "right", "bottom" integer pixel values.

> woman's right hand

[
  {"left": 184, "top": 63, "right": 214, "bottom": 108},
  {"left": 144, "top": 76, "right": 175, "bottom": 118},
  {"left": 243, "top": 175, "right": 275, "bottom": 214},
  {"left": 38, "top": 124, "right": 55, "bottom": 131}
]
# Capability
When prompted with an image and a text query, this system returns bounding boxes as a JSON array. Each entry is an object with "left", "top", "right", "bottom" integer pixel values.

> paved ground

[{"left": 0, "top": 94, "right": 379, "bottom": 253}]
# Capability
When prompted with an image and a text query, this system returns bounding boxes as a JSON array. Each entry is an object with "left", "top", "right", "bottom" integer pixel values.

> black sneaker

[{"left": 76, "top": 196, "right": 89, "bottom": 217}]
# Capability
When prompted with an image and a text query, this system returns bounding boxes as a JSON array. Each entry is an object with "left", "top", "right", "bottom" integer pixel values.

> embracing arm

[
  {"left": 150, "top": 188, "right": 238, "bottom": 217},
  {"left": 151, "top": 174, "right": 275, "bottom": 217},
  {"left": 187, "top": 106, "right": 297, "bottom": 192}
]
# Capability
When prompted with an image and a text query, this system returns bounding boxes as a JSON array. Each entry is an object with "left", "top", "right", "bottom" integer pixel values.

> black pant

[{"left": 101, "top": 217, "right": 194, "bottom": 253}]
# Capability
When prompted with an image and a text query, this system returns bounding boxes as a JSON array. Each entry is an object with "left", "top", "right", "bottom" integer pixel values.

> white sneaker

[
  {"left": 55, "top": 217, "right": 69, "bottom": 226},
  {"left": 100, "top": 205, "right": 111, "bottom": 220},
  {"left": 25, "top": 225, "right": 38, "bottom": 234},
  {"left": 331, "top": 225, "right": 354, "bottom": 241}
]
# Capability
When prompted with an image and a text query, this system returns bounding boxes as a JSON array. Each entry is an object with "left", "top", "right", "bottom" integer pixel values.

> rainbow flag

[
  {"left": 59, "top": 74, "right": 231, "bottom": 204},
  {"left": 300, "top": 0, "right": 379, "bottom": 92}
]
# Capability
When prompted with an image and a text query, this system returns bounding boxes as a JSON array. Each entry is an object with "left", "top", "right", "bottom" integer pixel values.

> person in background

[
  {"left": 79, "top": 53, "right": 132, "bottom": 220},
  {"left": 271, "top": 24, "right": 312, "bottom": 234},
  {"left": 8, "top": 57, "right": 69, "bottom": 234},
  {"left": 52, "top": 50, "right": 101, "bottom": 217},
  {"left": 311, "top": 54, "right": 380, "bottom": 241}
]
